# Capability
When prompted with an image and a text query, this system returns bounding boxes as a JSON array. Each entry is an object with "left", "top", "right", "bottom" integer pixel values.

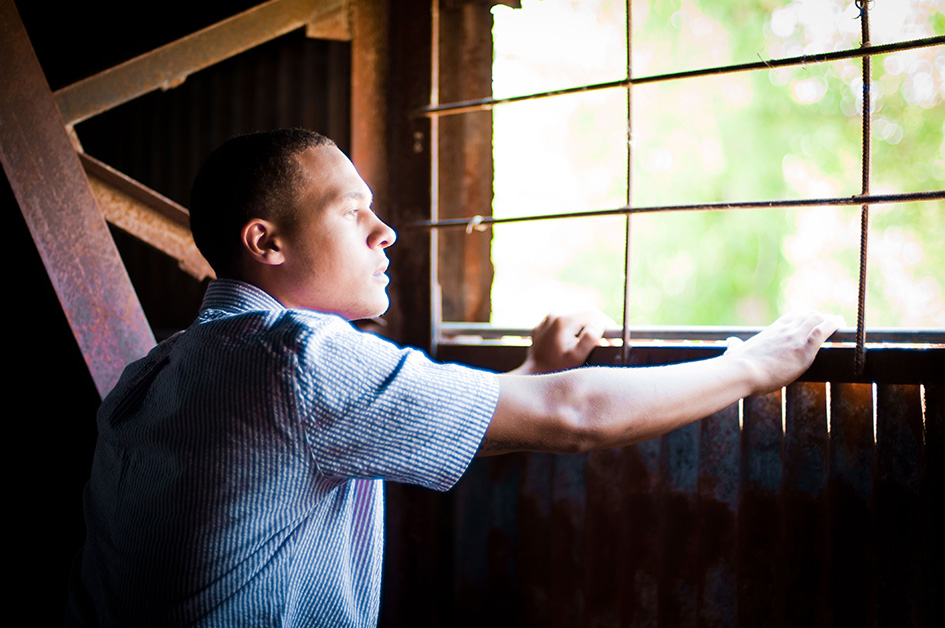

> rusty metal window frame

[{"left": 418, "top": 0, "right": 944, "bottom": 378}]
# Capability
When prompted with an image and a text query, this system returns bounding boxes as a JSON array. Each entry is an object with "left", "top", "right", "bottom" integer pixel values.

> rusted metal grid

[{"left": 419, "top": 1, "right": 945, "bottom": 363}]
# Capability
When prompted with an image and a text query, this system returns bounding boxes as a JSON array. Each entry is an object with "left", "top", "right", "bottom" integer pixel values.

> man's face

[{"left": 276, "top": 145, "right": 396, "bottom": 320}]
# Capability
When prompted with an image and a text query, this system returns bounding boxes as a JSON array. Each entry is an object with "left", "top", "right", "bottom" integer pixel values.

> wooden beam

[
  {"left": 0, "top": 0, "right": 155, "bottom": 397},
  {"left": 80, "top": 154, "right": 214, "bottom": 281},
  {"left": 53, "top": 0, "right": 351, "bottom": 126}
]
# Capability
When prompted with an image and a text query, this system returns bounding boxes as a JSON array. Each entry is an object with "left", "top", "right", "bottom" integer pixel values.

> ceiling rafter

[
  {"left": 81, "top": 154, "right": 214, "bottom": 281},
  {"left": 54, "top": 0, "right": 351, "bottom": 126}
]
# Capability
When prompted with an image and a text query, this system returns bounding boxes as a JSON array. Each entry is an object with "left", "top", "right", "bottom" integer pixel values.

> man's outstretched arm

[{"left": 480, "top": 310, "right": 842, "bottom": 456}]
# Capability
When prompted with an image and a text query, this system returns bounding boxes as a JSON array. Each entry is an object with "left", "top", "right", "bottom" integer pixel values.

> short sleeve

[{"left": 292, "top": 313, "right": 499, "bottom": 491}]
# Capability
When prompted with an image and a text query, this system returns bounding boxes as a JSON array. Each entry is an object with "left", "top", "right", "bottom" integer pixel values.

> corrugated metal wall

[{"left": 384, "top": 373, "right": 943, "bottom": 627}]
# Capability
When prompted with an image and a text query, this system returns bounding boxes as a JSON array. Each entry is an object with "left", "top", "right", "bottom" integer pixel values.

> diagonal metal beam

[
  {"left": 80, "top": 154, "right": 214, "bottom": 281},
  {"left": 54, "top": 0, "right": 351, "bottom": 126},
  {"left": 0, "top": 0, "right": 155, "bottom": 397}
]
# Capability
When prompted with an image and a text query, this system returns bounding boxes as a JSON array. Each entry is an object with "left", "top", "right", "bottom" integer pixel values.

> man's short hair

[{"left": 190, "top": 129, "right": 336, "bottom": 277}]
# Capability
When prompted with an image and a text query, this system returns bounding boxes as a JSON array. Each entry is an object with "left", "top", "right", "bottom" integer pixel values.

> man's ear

[{"left": 240, "top": 218, "right": 286, "bottom": 266}]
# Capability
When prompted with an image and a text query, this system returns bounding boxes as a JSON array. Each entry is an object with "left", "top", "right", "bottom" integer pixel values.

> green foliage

[{"left": 490, "top": 0, "right": 943, "bottom": 328}]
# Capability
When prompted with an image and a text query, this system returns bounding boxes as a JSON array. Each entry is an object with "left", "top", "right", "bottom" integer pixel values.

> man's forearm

[{"left": 484, "top": 353, "right": 755, "bottom": 456}]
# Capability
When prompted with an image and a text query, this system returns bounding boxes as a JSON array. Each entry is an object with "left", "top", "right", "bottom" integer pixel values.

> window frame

[{"left": 417, "top": 0, "right": 944, "bottom": 384}]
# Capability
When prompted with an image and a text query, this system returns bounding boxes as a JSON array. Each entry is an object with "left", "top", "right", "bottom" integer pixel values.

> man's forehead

[{"left": 296, "top": 146, "right": 372, "bottom": 203}]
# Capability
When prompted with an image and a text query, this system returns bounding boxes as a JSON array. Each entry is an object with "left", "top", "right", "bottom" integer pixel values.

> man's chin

[{"left": 348, "top": 298, "right": 390, "bottom": 323}]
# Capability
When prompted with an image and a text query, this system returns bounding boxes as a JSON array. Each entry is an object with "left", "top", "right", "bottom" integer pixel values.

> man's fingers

[
  {"left": 574, "top": 323, "right": 604, "bottom": 358},
  {"left": 809, "top": 314, "right": 844, "bottom": 345}
]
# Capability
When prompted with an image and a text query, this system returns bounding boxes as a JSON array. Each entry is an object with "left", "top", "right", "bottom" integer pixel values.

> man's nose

[{"left": 370, "top": 218, "right": 397, "bottom": 249}]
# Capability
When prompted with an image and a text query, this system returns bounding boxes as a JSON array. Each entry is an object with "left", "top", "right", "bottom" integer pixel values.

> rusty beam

[
  {"left": 0, "top": 0, "right": 155, "bottom": 397},
  {"left": 437, "top": 344, "right": 945, "bottom": 385},
  {"left": 53, "top": 0, "right": 351, "bottom": 126},
  {"left": 80, "top": 154, "right": 214, "bottom": 281},
  {"left": 350, "top": 0, "right": 388, "bottom": 202}
]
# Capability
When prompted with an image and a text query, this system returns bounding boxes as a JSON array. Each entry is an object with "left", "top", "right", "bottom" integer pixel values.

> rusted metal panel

[
  {"left": 782, "top": 381, "right": 829, "bottom": 626},
  {"left": 874, "top": 384, "right": 925, "bottom": 626},
  {"left": 737, "top": 390, "right": 783, "bottom": 625},
  {"left": 382, "top": 359, "right": 936, "bottom": 626},
  {"left": 582, "top": 447, "right": 625, "bottom": 628},
  {"left": 657, "top": 422, "right": 699, "bottom": 627},
  {"left": 619, "top": 438, "right": 661, "bottom": 626},
  {"left": 53, "top": 0, "right": 351, "bottom": 126},
  {"left": 695, "top": 403, "right": 739, "bottom": 627},
  {"left": 483, "top": 456, "right": 520, "bottom": 621},
  {"left": 80, "top": 154, "right": 214, "bottom": 280},
  {"left": 924, "top": 384, "right": 945, "bottom": 628},
  {"left": 518, "top": 452, "right": 554, "bottom": 625},
  {"left": 826, "top": 382, "right": 875, "bottom": 627},
  {"left": 451, "top": 455, "right": 521, "bottom": 625},
  {"left": 549, "top": 454, "right": 586, "bottom": 628},
  {"left": 0, "top": 0, "right": 154, "bottom": 397}
]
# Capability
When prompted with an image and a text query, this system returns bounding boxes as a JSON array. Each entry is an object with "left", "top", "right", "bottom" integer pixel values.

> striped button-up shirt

[{"left": 70, "top": 279, "right": 498, "bottom": 627}]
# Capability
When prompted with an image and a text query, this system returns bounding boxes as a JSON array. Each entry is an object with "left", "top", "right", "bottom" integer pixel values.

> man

[{"left": 68, "top": 129, "right": 840, "bottom": 627}]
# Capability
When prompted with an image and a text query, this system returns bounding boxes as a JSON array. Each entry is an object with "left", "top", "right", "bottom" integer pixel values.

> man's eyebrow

[{"left": 340, "top": 190, "right": 373, "bottom": 206}]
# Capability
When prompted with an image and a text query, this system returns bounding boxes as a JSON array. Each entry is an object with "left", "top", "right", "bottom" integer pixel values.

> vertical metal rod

[
  {"left": 854, "top": 1, "right": 871, "bottom": 375},
  {"left": 430, "top": 0, "right": 442, "bottom": 355},
  {"left": 620, "top": 0, "right": 634, "bottom": 365}
]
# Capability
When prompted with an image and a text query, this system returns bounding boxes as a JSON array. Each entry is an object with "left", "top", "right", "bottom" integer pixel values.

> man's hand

[
  {"left": 723, "top": 310, "right": 843, "bottom": 396},
  {"left": 510, "top": 310, "right": 612, "bottom": 375}
]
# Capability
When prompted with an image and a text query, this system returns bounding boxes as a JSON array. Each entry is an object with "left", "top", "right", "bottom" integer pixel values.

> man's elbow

[{"left": 546, "top": 374, "right": 605, "bottom": 455}]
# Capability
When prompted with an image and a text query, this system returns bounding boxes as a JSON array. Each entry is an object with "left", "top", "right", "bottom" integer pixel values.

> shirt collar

[{"left": 197, "top": 279, "right": 285, "bottom": 322}]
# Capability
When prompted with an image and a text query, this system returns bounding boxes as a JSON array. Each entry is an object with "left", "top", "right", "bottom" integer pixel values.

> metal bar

[
  {"left": 0, "top": 0, "right": 155, "bottom": 397},
  {"left": 80, "top": 154, "right": 190, "bottom": 227},
  {"left": 439, "top": 323, "right": 944, "bottom": 345},
  {"left": 53, "top": 0, "right": 351, "bottom": 126},
  {"left": 407, "top": 189, "right": 944, "bottom": 230},
  {"left": 854, "top": 2, "right": 872, "bottom": 376},
  {"left": 436, "top": 343, "right": 945, "bottom": 385},
  {"left": 429, "top": 0, "right": 442, "bottom": 356},
  {"left": 80, "top": 154, "right": 214, "bottom": 281},
  {"left": 620, "top": 0, "right": 633, "bottom": 366},
  {"left": 419, "top": 35, "right": 944, "bottom": 118}
]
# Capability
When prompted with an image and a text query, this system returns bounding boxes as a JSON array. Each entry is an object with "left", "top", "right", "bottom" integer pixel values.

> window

[{"left": 422, "top": 0, "right": 943, "bottom": 366}]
